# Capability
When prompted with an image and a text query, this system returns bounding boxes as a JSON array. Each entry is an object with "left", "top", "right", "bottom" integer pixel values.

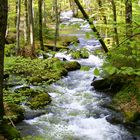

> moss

[
  {"left": 0, "top": 124, "right": 20, "bottom": 140},
  {"left": 4, "top": 103, "right": 25, "bottom": 123},
  {"left": 124, "top": 111, "right": 140, "bottom": 122},
  {"left": 112, "top": 81, "right": 140, "bottom": 122},
  {"left": 64, "top": 61, "right": 81, "bottom": 71},
  {"left": 29, "top": 93, "right": 52, "bottom": 109}
]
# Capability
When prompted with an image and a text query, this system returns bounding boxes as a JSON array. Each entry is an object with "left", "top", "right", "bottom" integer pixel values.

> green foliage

[
  {"left": 94, "top": 68, "right": 99, "bottom": 76},
  {"left": 0, "top": 124, "right": 20, "bottom": 140},
  {"left": 80, "top": 66, "right": 90, "bottom": 71},
  {"left": 71, "top": 48, "right": 89, "bottom": 59}
]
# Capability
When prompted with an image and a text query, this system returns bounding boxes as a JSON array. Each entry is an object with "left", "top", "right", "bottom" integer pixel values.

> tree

[
  {"left": 125, "top": 0, "right": 132, "bottom": 38},
  {"left": 110, "top": 0, "right": 119, "bottom": 45},
  {"left": 74, "top": 0, "right": 108, "bottom": 53},
  {"left": 38, "top": 0, "right": 44, "bottom": 51},
  {"left": 24, "top": 0, "right": 29, "bottom": 45},
  {"left": 28, "top": 0, "right": 36, "bottom": 57},
  {"left": 0, "top": 0, "right": 8, "bottom": 120},
  {"left": 16, "top": 0, "right": 21, "bottom": 54},
  {"left": 54, "top": 0, "right": 60, "bottom": 51}
]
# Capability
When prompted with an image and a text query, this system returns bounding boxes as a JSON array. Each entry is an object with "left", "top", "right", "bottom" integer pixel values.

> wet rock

[
  {"left": 64, "top": 61, "right": 81, "bottom": 71},
  {"left": 91, "top": 78, "right": 110, "bottom": 91},
  {"left": 24, "top": 110, "right": 46, "bottom": 120},
  {"left": 91, "top": 77, "right": 123, "bottom": 93},
  {"left": 106, "top": 115, "right": 124, "bottom": 124}
]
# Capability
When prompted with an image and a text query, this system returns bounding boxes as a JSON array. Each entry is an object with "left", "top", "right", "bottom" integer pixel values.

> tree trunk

[
  {"left": 38, "top": 0, "right": 44, "bottom": 51},
  {"left": 24, "top": 0, "right": 29, "bottom": 45},
  {"left": 43, "top": 0, "right": 47, "bottom": 26},
  {"left": 16, "top": 0, "right": 21, "bottom": 55},
  {"left": 125, "top": 0, "right": 132, "bottom": 38},
  {"left": 54, "top": 0, "right": 60, "bottom": 51},
  {"left": 28, "top": 0, "right": 35, "bottom": 57},
  {"left": 0, "top": 0, "right": 8, "bottom": 121},
  {"left": 74, "top": 0, "right": 108, "bottom": 53},
  {"left": 110, "top": 0, "right": 119, "bottom": 45}
]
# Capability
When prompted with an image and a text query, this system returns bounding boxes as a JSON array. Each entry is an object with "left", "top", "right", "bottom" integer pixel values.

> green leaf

[
  {"left": 104, "top": 66, "right": 117, "bottom": 75},
  {"left": 94, "top": 68, "right": 99, "bottom": 76}
]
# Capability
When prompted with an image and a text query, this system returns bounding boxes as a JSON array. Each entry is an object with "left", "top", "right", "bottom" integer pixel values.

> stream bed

[{"left": 16, "top": 11, "right": 139, "bottom": 140}]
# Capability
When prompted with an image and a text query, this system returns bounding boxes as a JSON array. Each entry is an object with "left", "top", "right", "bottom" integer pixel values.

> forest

[{"left": 0, "top": 0, "right": 140, "bottom": 139}]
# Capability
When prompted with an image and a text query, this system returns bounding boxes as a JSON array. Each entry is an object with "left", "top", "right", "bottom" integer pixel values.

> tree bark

[
  {"left": 54, "top": 0, "right": 60, "bottom": 51},
  {"left": 38, "top": 0, "right": 44, "bottom": 51},
  {"left": 125, "top": 0, "right": 132, "bottom": 38},
  {"left": 24, "top": 0, "right": 29, "bottom": 45},
  {"left": 110, "top": 0, "right": 119, "bottom": 45},
  {"left": 0, "top": 0, "right": 8, "bottom": 120},
  {"left": 28, "top": 0, "right": 35, "bottom": 57},
  {"left": 16, "top": 0, "right": 21, "bottom": 54},
  {"left": 74, "top": 0, "right": 108, "bottom": 53}
]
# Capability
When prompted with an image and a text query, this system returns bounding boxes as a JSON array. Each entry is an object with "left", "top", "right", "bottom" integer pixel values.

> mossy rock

[
  {"left": 44, "top": 44, "right": 68, "bottom": 51},
  {"left": 0, "top": 124, "right": 20, "bottom": 140},
  {"left": 4, "top": 103, "right": 25, "bottom": 123},
  {"left": 64, "top": 61, "right": 81, "bottom": 71},
  {"left": 29, "top": 93, "right": 52, "bottom": 109},
  {"left": 124, "top": 111, "right": 140, "bottom": 122},
  {"left": 28, "top": 76, "right": 42, "bottom": 83},
  {"left": 59, "top": 36, "right": 79, "bottom": 46}
]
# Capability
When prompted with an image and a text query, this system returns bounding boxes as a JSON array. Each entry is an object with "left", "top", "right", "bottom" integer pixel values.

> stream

[{"left": 16, "top": 11, "right": 139, "bottom": 140}]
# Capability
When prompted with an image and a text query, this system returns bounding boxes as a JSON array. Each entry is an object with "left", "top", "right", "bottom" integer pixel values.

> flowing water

[{"left": 17, "top": 11, "right": 139, "bottom": 140}]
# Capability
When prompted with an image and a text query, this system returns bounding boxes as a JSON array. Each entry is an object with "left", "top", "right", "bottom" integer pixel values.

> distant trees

[
  {"left": 0, "top": 0, "right": 8, "bottom": 120},
  {"left": 74, "top": 0, "right": 108, "bottom": 52}
]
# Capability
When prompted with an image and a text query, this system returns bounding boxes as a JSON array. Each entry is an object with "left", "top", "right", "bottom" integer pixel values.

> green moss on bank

[{"left": 112, "top": 80, "right": 140, "bottom": 122}]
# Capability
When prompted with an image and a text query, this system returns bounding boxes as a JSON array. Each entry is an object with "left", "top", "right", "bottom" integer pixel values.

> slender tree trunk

[
  {"left": 0, "top": 0, "right": 8, "bottom": 121},
  {"left": 24, "top": 0, "right": 29, "bottom": 45},
  {"left": 125, "top": 0, "right": 132, "bottom": 38},
  {"left": 38, "top": 0, "right": 44, "bottom": 51},
  {"left": 28, "top": 0, "right": 35, "bottom": 57},
  {"left": 15, "top": 0, "right": 18, "bottom": 27},
  {"left": 54, "top": 0, "right": 60, "bottom": 51},
  {"left": 43, "top": 0, "right": 47, "bottom": 26},
  {"left": 110, "top": 0, "right": 119, "bottom": 45},
  {"left": 16, "top": 0, "right": 21, "bottom": 55},
  {"left": 74, "top": 0, "right": 108, "bottom": 52}
]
